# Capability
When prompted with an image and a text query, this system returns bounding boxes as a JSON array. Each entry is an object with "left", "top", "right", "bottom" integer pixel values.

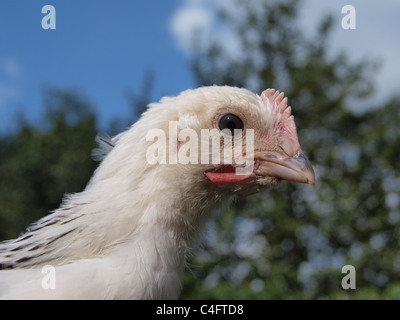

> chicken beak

[{"left": 255, "top": 150, "right": 316, "bottom": 186}]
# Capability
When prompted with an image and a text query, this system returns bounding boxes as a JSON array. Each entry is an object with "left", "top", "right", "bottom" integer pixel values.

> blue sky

[
  {"left": 0, "top": 0, "right": 399, "bottom": 133},
  {"left": 0, "top": 0, "right": 194, "bottom": 132}
]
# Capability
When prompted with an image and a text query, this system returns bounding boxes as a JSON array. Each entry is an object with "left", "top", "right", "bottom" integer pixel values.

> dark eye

[{"left": 218, "top": 113, "right": 244, "bottom": 135}]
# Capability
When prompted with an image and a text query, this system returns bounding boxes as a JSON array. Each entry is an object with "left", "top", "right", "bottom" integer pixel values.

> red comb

[{"left": 260, "top": 88, "right": 300, "bottom": 157}]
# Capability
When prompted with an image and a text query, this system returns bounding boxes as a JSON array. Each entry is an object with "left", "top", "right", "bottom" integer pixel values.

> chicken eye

[{"left": 218, "top": 114, "right": 243, "bottom": 135}]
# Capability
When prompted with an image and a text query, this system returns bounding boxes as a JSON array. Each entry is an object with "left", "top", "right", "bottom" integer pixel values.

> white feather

[{"left": 0, "top": 86, "right": 281, "bottom": 299}]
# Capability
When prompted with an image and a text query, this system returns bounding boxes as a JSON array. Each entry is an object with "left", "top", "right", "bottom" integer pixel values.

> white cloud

[
  {"left": 300, "top": 0, "right": 400, "bottom": 105},
  {"left": 170, "top": 0, "right": 400, "bottom": 105},
  {"left": 169, "top": 1, "right": 213, "bottom": 54},
  {"left": 1, "top": 57, "right": 21, "bottom": 80},
  {"left": 0, "top": 57, "right": 21, "bottom": 109},
  {"left": 169, "top": 0, "right": 241, "bottom": 58}
]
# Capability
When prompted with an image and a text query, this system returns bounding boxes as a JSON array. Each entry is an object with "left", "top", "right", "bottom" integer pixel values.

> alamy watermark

[
  {"left": 341, "top": 265, "right": 356, "bottom": 290},
  {"left": 39, "top": 263, "right": 357, "bottom": 292},
  {"left": 342, "top": 5, "right": 356, "bottom": 30},
  {"left": 41, "top": 5, "right": 56, "bottom": 30},
  {"left": 41, "top": 265, "right": 56, "bottom": 290},
  {"left": 145, "top": 121, "right": 255, "bottom": 175},
  {"left": 41, "top": 5, "right": 356, "bottom": 31}
]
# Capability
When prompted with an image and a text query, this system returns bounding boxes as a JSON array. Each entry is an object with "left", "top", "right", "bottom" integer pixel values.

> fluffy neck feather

[{"left": 0, "top": 107, "right": 230, "bottom": 299}]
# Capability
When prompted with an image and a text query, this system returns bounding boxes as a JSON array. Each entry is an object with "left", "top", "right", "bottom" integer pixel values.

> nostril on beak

[{"left": 278, "top": 142, "right": 298, "bottom": 158}]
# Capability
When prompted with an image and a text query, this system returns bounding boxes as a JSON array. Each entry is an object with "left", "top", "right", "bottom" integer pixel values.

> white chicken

[{"left": 0, "top": 86, "right": 315, "bottom": 299}]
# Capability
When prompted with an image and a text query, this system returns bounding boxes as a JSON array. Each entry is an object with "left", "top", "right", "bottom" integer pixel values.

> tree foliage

[
  {"left": 180, "top": 0, "right": 400, "bottom": 299},
  {"left": 0, "top": 0, "right": 399, "bottom": 299},
  {"left": 0, "top": 89, "right": 98, "bottom": 240}
]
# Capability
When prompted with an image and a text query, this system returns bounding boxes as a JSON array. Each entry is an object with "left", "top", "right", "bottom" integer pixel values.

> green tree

[
  {"left": 0, "top": 0, "right": 399, "bottom": 300},
  {"left": 180, "top": 0, "right": 400, "bottom": 299},
  {"left": 0, "top": 88, "right": 98, "bottom": 240}
]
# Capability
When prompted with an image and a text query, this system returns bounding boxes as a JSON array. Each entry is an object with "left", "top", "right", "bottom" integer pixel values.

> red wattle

[{"left": 205, "top": 166, "right": 252, "bottom": 184}]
